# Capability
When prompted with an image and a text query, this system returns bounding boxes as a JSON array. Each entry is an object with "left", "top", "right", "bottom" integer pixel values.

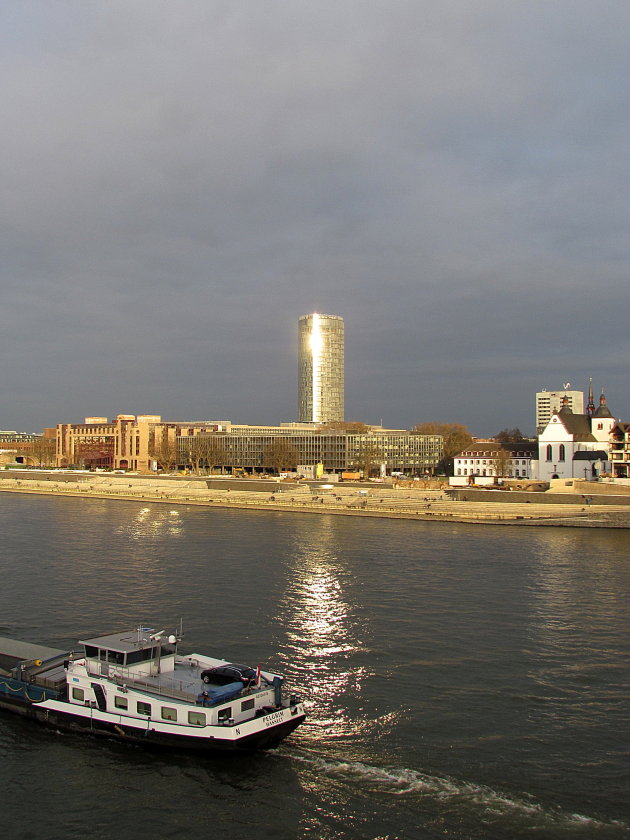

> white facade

[
  {"left": 537, "top": 406, "right": 614, "bottom": 481},
  {"left": 453, "top": 443, "right": 536, "bottom": 481}
]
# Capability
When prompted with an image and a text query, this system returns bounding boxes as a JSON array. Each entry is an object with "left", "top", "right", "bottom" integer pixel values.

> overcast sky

[{"left": 2, "top": 1, "right": 629, "bottom": 436}]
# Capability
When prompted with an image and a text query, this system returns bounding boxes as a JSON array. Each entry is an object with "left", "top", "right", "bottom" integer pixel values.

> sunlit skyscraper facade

[{"left": 298, "top": 313, "right": 344, "bottom": 423}]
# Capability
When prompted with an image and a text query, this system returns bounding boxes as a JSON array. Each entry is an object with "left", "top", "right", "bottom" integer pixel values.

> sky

[{"left": 2, "top": 1, "right": 629, "bottom": 437}]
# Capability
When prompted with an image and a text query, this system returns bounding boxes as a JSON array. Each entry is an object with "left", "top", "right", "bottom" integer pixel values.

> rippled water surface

[{"left": 0, "top": 493, "right": 628, "bottom": 839}]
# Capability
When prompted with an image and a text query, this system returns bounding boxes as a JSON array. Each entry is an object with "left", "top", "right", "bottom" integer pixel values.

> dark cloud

[{"left": 1, "top": 1, "right": 628, "bottom": 435}]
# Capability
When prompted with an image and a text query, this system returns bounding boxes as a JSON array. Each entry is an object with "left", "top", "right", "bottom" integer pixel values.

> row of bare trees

[
  {"left": 27, "top": 437, "right": 56, "bottom": 467},
  {"left": 146, "top": 434, "right": 391, "bottom": 478},
  {"left": 148, "top": 436, "right": 303, "bottom": 475}
]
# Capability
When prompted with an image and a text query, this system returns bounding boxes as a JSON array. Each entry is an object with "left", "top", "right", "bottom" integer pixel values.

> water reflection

[
  {"left": 278, "top": 518, "right": 370, "bottom": 742},
  {"left": 113, "top": 506, "right": 184, "bottom": 540}
]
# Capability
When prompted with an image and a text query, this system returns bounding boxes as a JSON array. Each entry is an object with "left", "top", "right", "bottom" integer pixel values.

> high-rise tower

[
  {"left": 536, "top": 385, "right": 584, "bottom": 432},
  {"left": 298, "top": 313, "right": 344, "bottom": 423}
]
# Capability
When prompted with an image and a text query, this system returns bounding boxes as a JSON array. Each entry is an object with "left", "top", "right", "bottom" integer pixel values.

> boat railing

[{"left": 84, "top": 661, "right": 199, "bottom": 703}]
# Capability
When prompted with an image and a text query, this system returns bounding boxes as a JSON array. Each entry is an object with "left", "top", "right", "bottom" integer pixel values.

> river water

[{"left": 0, "top": 493, "right": 628, "bottom": 840}]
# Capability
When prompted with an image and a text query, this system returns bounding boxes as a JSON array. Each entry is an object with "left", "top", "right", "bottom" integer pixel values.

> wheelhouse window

[
  {"left": 109, "top": 650, "right": 124, "bottom": 664},
  {"left": 83, "top": 645, "right": 124, "bottom": 664},
  {"left": 127, "top": 648, "right": 157, "bottom": 666},
  {"left": 114, "top": 695, "right": 128, "bottom": 709},
  {"left": 217, "top": 707, "right": 232, "bottom": 723},
  {"left": 137, "top": 701, "right": 151, "bottom": 716},
  {"left": 72, "top": 687, "right": 85, "bottom": 702},
  {"left": 161, "top": 707, "right": 177, "bottom": 721},
  {"left": 188, "top": 711, "right": 206, "bottom": 726}
]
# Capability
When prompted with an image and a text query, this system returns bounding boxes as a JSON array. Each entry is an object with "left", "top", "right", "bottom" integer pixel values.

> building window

[
  {"left": 559, "top": 445, "right": 565, "bottom": 462},
  {"left": 546, "top": 445, "right": 552, "bottom": 461}
]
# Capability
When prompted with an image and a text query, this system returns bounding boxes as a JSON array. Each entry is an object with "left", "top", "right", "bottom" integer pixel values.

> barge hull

[{"left": 0, "top": 692, "right": 304, "bottom": 751}]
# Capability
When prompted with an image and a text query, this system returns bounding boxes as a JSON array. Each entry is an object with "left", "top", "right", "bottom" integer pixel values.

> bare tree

[
  {"left": 183, "top": 437, "right": 203, "bottom": 475},
  {"left": 29, "top": 437, "right": 56, "bottom": 467},
  {"left": 149, "top": 438, "right": 179, "bottom": 472},
  {"left": 491, "top": 447, "right": 512, "bottom": 480},
  {"left": 264, "top": 439, "right": 298, "bottom": 474},
  {"left": 195, "top": 435, "right": 227, "bottom": 474},
  {"left": 318, "top": 421, "right": 369, "bottom": 433},
  {"left": 495, "top": 428, "right": 527, "bottom": 443},
  {"left": 411, "top": 422, "right": 472, "bottom": 474},
  {"left": 350, "top": 439, "right": 384, "bottom": 479}
]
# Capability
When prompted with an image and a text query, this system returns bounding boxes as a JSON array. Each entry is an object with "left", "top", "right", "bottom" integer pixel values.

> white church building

[{"left": 537, "top": 390, "right": 614, "bottom": 481}]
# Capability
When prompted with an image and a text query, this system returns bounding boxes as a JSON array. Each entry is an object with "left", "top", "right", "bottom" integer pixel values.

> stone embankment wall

[
  {"left": 2, "top": 471, "right": 630, "bottom": 527},
  {"left": 0, "top": 472, "right": 235, "bottom": 501},
  {"left": 446, "top": 487, "right": 630, "bottom": 506}
]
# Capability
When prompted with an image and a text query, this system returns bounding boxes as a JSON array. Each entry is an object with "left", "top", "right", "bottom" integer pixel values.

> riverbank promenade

[{"left": 2, "top": 472, "right": 630, "bottom": 528}]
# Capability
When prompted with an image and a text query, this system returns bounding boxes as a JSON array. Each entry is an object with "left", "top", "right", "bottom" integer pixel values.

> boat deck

[
  {"left": 117, "top": 658, "right": 208, "bottom": 700},
  {"left": 103, "top": 657, "right": 262, "bottom": 704},
  {"left": 0, "top": 634, "right": 268, "bottom": 707}
]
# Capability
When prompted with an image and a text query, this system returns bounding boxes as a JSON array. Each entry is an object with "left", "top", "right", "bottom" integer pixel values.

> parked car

[{"left": 201, "top": 663, "right": 257, "bottom": 686}]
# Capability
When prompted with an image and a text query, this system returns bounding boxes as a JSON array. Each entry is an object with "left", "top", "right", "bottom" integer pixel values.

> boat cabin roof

[{"left": 80, "top": 629, "right": 171, "bottom": 655}]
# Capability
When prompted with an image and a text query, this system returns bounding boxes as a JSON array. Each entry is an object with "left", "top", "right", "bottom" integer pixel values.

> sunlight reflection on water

[
  {"left": 113, "top": 506, "right": 184, "bottom": 540},
  {"left": 275, "top": 519, "right": 373, "bottom": 743}
]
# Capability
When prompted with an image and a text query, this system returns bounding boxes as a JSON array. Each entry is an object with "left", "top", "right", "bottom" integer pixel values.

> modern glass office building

[{"left": 298, "top": 313, "right": 344, "bottom": 423}]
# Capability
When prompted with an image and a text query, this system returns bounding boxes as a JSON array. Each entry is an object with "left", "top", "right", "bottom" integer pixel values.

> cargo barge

[{"left": 0, "top": 626, "right": 305, "bottom": 751}]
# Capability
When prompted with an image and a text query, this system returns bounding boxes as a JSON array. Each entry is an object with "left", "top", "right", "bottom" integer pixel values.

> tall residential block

[
  {"left": 298, "top": 313, "right": 344, "bottom": 423},
  {"left": 536, "top": 387, "right": 584, "bottom": 432}
]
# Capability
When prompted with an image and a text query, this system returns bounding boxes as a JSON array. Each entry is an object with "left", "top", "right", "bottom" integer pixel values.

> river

[{"left": 0, "top": 493, "right": 628, "bottom": 839}]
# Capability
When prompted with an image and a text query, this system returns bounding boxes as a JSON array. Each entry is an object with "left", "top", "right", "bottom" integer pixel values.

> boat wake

[{"left": 285, "top": 746, "right": 628, "bottom": 835}]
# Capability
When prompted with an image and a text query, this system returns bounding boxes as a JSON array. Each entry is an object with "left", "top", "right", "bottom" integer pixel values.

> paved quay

[{"left": 2, "top": 473, "right": 630, "bottom": 528}]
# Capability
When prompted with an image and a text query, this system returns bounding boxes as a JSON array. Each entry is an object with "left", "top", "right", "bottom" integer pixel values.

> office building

[
  {"left": 536, "top": 386, "right": 584, "bottom": 432},
  {"left": 298, "top": 313, "right": 344, "bottom": 423},
  {"left": 55, "top": 415, "right": 442, "bottom": 476}
]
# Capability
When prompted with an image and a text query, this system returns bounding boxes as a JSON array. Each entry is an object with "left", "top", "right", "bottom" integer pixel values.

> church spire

[
  {"left": 586, "top": 378, "right": 595, "bottom": 417},
  {"left": 593, "top": 388, "right": 613, "bottom": 419}
]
